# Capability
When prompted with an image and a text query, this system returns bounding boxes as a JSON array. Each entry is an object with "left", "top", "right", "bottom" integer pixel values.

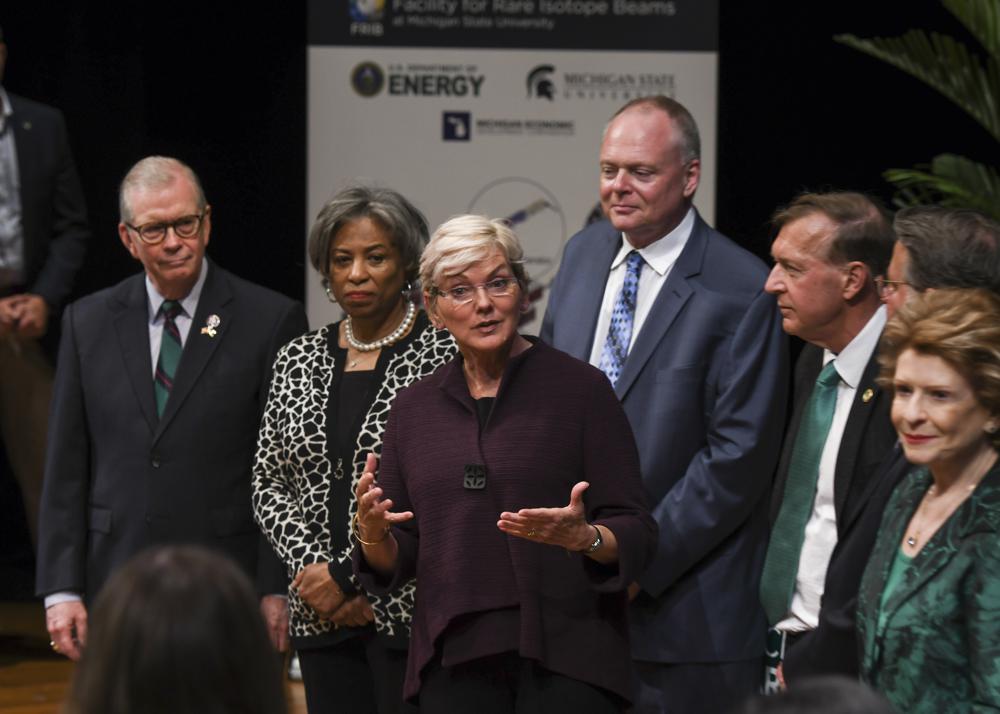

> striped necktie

[
  {"left": 154, "top": 300, "right": 184, "bottom": 418},
  {"left": 599, "top": 250, "right": 644, "bottom": 386}
]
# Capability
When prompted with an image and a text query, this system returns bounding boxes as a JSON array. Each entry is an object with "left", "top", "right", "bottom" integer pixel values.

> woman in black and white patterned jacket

[{"left": 252, "top": 186, "right": 455, "bottom": 714}]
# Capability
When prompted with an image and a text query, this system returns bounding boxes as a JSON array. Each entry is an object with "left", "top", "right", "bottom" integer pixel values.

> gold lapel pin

[
  {"left": 200, "top": 314, "right": 221, "bottom": 337},
  {"left": 862, "top": 388, "right": 874, "bottom": 403}
]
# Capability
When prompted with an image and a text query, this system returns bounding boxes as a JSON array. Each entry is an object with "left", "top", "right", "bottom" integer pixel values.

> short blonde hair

[
  {"left": 420, "top": 214, "right": 529, "bottom": 309},
  {"left": 878, "top": 288, "right": 1000, "bottom": 450}
]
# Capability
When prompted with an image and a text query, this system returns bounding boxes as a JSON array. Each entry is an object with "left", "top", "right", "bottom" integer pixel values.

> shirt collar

[
  {"left": 145, "top": 258, "right": 209, "bottom": 321},
  {"left": 610, "top": 206, "right": 696, "bottom": 275},
  {"left": 0, "top": 87, "right": 12, "bottom": 133},
  {"left": 823, "top": 304, "right": 887, "bottom": 390}
]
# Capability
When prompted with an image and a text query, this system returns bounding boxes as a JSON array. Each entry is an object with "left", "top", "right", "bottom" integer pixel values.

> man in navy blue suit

[
  {"left": 0, "top": 25, "right": 89, "bottom": 549},
  {"left": 541, "top": 96, "right": 788, "bottom": 712}
]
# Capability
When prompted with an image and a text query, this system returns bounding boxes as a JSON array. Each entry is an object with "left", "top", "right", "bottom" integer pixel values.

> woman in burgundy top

[{"left": 353, "top": 214, "right": 657, "bottom": 713}]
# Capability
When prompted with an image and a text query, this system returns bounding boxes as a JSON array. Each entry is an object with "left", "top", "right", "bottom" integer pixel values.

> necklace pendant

[{"left": 906, "top": 536, "right": 916, "bottom": 547}]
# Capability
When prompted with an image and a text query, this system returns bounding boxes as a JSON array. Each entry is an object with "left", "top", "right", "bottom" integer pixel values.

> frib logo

[{"left": 350, "top": 0, "right": 385, "bottom": 21}]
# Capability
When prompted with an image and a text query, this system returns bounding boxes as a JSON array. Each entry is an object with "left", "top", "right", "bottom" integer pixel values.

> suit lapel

[
  {"left": 111, "top": 275, "right": 158, "bottom": 433},
  {"left": 562, "top": 225, "right": 619, "bottom": 361},
  {"left": 832, "top": 351, "right": 884, "bottom": 520},
  {"left": 154, "top": 264, "right": 233, "bottom": 442},
  {"left": 876, "top": 465, "right": 1000, "bottom": 639},
  {"left": 613, "top": 215, "right": 706, "bottom": 400}
]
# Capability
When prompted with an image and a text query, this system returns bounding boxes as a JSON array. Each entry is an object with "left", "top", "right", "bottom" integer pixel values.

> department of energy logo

[
  {"left": 351, "top": 62, "right": 385, "bottom": 98},
  {"left": 526, "top": 65, "right": 555, "bottom": 100}
]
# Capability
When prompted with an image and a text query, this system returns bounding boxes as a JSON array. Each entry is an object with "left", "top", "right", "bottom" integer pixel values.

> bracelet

[
  {"left": 584, "top": 524, "right": 603, "bottom": 554},
  {"left": 352, "top": 513, "right": 389, "bottom": 546}
]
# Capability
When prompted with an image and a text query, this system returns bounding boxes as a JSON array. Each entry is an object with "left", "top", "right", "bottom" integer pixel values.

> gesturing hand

[
  {"left": 353, "top": 453, "right": 413, "bottom": 545},
  {"left": 497, "top": 481, "right": 596, "bottom": 551}
]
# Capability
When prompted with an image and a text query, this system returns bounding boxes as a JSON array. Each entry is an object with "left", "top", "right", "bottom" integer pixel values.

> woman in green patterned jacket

[{"left": 857, "top": 288, "right": 1000, "bottom": 713}]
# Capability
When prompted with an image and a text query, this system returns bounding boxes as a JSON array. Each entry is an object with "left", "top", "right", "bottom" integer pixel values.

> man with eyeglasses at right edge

[{"left": 36, "top": 156, "right": 308, "bottom": 661}]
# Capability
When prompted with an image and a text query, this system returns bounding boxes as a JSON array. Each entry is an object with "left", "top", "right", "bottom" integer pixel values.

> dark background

[{"left": 0, "top": 2, "right": 992, "bottom": 596}]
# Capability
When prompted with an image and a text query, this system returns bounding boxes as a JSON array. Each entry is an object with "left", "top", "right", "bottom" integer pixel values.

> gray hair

[
  {"left": 308, "top": 185, "right": 428, "bottom": 284},
  {"left": 894, "top": 206, "right": 1000, "bottom": 293},
  {"left": 420, "top": 214, "right": 529, "bottom": 310},
  {"left": 771, "top": 191, "right": 895, "bottom": 279},
  {"left": 119, "top": 156, "right": 207, "bottom": 223},
  {"left": 610, "top": 95, "right": 701, "bottom": 165}
]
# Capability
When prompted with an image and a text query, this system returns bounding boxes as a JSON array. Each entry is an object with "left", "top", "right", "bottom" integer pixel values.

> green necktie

[
  {"left": 760, "top": 360, "right": 841, "bottom": 625},
  {"left": 154, "top": 300, "right": 183, "bottom": 418}
]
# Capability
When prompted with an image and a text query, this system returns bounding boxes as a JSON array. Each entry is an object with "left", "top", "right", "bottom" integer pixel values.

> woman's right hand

[
  {"left": 329, "top": 594, "right": 376, "bottom": 628},
  {"left": 354, "top": 453, "right": 413, "bottom": 544}
]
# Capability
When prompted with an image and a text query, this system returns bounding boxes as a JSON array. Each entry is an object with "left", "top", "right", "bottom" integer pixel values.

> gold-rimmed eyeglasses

[{"left": 875, "top": 276, "right": 910, "bottom": 298}]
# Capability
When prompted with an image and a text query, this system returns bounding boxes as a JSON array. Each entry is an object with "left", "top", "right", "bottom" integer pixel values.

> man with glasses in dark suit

[{"left": 36, "top": 156, "right": 307, "bottom": 660}]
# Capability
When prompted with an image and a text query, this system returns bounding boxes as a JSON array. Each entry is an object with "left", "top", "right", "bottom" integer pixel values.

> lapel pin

[
  {"left": 862, "top": 388, "right": 874, "bottom": 403},
  {"left": 22, "top": 120, "right": 32, "bottom": 130},
  {"left": 200, "top": 314, "right": 221, "bottom": 337}
]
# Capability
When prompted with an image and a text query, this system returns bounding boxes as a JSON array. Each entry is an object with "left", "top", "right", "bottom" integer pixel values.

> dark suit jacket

[
  {"left": 7, "top": 93, "right": 88, "bottom": 310},
  {"left": 857, "top": 462, "right": 1000, "bottom": 712},
  {"left": 775, "top": 343, "right": 899, "bottom": 681},
  {"left": 541, "top": 214, "right": 788, "bottom": 663},
  {"left": 35, "top": 262, "right": 308, "bottom": 601}
]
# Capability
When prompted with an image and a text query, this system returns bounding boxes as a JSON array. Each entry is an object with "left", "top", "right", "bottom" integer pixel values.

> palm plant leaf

[
  {"left": 942, "top": 0, "right": 1000, "bottom": 59},
  {"left": 835, "top": 29, "right": 1000, "bottom": 141},
  {"left": 884, "top": 153, "right": 1000, "bottom": 220}
]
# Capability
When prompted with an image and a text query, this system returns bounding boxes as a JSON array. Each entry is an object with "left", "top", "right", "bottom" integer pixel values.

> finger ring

[
  {"left": 50, "top": 640, "right": 59, "bottom": 652},
  {"left": 528, "top": 529, "right": 536, "bottom": 537}
]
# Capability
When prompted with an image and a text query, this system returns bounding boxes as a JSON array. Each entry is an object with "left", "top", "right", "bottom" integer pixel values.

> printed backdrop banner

[{"left": 307, "top": 0, "right": 718, "bottom": 330}]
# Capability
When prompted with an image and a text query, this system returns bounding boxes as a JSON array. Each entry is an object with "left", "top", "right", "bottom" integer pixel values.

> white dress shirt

[
  {"left": 776, "top": 305, "right": 887, "bottom": 633},
  {"left": 588, "top": 207, "right": 695, "bottom": 368}
]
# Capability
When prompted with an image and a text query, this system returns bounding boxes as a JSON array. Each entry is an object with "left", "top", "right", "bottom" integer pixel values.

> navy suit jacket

[
  {"left": 775, "top": 343, "right": 900, "bottom": 680},
  {"left": 7, "top": 92, "right": 88, "bottom": 311},
  {"left": 541, "top": 214, "right": 788, "bottom": 663},
  {"left": 36, "top": 262, "right": 308, "bottom": 601}
]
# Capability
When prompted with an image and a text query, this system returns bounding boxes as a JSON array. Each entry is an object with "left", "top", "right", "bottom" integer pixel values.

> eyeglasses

[
  {"left": 875, "top": 276, "right": 910, "bottom": 298},
  {"left": 432, "top": 277, "right": 518, "bottom": 305},
  {"left": 125, "top": 211, "right": 207, "bottom": 245}
]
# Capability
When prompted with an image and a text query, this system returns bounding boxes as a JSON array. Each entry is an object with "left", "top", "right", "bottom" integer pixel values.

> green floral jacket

[{"left": 857, "top": 462, "right": 1000, "bottom": 713}]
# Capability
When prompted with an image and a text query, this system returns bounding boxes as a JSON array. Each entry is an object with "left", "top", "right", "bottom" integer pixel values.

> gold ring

[{"left": 528, "top": 530, "right": 536, "bottom": 537}]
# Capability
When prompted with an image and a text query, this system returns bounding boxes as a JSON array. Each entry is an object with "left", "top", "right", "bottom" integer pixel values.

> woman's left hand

[
  {"left": 291, "top": 562, "right": 347, "bottom": 619},
  {"left": 497, "top": 481, "right": 595, "bottom": 551}
]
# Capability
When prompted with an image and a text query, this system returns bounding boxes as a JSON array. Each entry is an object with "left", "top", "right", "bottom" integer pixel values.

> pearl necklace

[{"left": 344, "top": 301, "right": 417, "bottom": 352}]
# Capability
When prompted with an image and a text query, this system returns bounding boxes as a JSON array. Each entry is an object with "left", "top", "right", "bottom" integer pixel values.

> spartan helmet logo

[{"left": 526, "top": 64, "right": 555, "bottom": 100}]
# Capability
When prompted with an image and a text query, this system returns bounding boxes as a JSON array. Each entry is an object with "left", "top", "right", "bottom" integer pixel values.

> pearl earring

[{"left": 322, "top": 279, "right": 337, "bottom": 304}]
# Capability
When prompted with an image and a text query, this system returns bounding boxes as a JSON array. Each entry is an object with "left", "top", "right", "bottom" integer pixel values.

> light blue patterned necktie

[{"left": 599, "top": 250, "right": 644, "bottom": 386}]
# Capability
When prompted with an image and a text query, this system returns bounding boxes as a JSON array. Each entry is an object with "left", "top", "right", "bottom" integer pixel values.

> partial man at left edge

[
  {"left": 35, "top": 156, "right": 308, "bottom": 660},
  {"left": 0, "top": 24, "right": 89, "bottom": 551}
]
